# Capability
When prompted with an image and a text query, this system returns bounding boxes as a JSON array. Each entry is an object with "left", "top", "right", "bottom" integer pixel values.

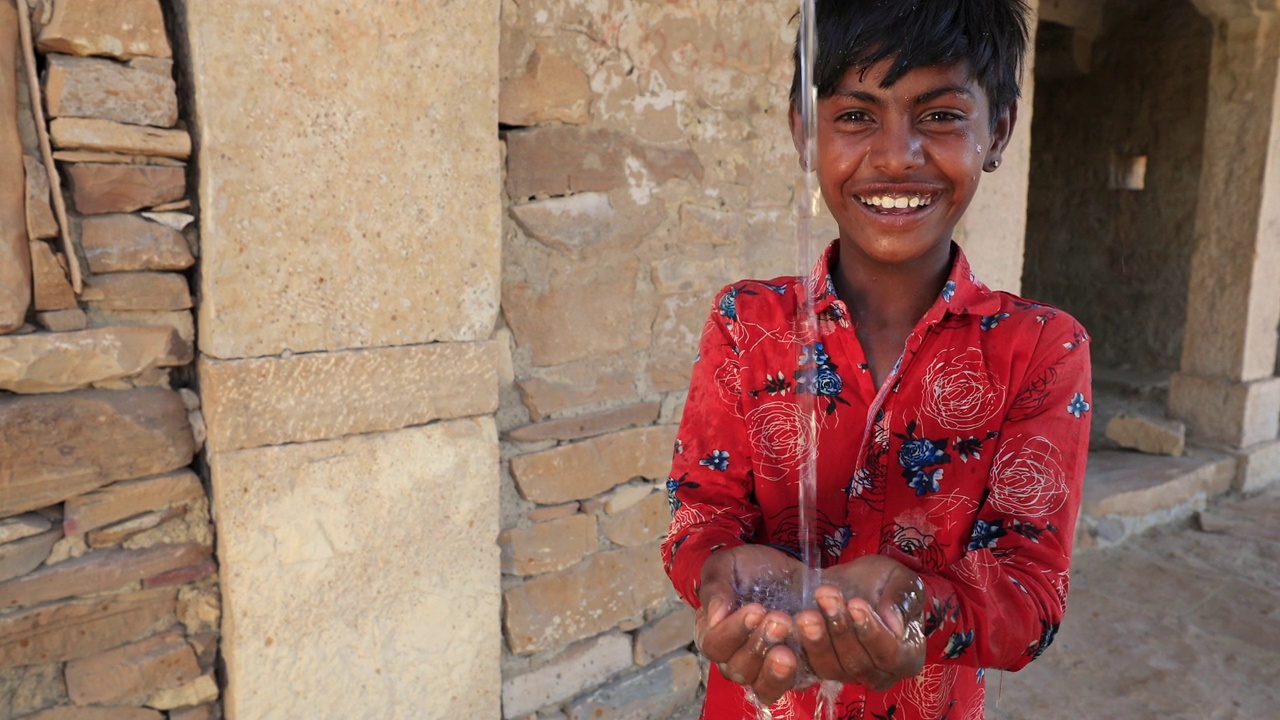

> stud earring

[{"left": 986, "top": 159, "right": 1001, "bottom": 171}]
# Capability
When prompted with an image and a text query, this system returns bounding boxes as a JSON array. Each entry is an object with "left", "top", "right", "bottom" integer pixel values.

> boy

[{"left": 660, "top": 2, "right": 1092, "bottom": 719}]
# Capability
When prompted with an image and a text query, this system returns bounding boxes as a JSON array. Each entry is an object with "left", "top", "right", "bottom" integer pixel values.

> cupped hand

[
  {"left": 793, "top": 554, "right": 926, "bottom": 691},
  {"left": 695, "top": 545, "right": 810, "bottom": 705}
]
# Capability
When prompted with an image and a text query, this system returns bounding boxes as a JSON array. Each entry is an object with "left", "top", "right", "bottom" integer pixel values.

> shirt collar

[{"left": 807, "top": 239, "right": 1003, "bottom": 320}]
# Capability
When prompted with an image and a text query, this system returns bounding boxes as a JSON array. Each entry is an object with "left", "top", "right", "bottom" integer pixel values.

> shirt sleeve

[
  {"left": 661, "top": 286, "right": 763, "bottom": 608},
  {"left": 917, "top": 320, "right": 1092, "bottom": 670}
]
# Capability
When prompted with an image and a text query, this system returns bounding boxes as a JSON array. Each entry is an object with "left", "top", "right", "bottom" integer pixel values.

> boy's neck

[{"left": 832, "top": 239, "right": 954, "bottom": 332}]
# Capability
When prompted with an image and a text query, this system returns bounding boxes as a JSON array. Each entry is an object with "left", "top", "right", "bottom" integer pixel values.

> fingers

[
  {"left": 712, "top": 611, "right": 796, "bottom": 704},
  {"left": 751, "top": 643, "right": 799, "bottom": 707},
  {"left": 795, "top": 585, "right": 860, "bottom": 683},
  {"left": 697, "top": 602, "right": 765, "bottom": 663},
  {"left": 846, "top": 597, "right": 924, "bottom": 690}
]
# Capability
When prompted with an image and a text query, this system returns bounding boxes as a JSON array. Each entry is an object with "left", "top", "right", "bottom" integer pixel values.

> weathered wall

[
  {"left": 1023, "top": 0, "right": 1213, "bottom": 371},
  {"left": 182, "top": 1, "right": 503, "bottom": 718}
]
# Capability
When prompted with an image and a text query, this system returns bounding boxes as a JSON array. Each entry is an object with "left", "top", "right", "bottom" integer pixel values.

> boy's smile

[{"left": 794, "top": 59, "right": 1014, "bottom": 270}]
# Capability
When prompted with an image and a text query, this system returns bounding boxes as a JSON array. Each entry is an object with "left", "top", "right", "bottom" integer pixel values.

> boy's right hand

[{"left": 695, "top": 545, "right": 808, "bottom": 707}]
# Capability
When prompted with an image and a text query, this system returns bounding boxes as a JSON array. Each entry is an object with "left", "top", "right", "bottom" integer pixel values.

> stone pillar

[
  {"left": 1172, "top": 1, "right": 1280, "bottom": 490},
  {"left": 0, "top": 0, "right": 33, "bottom": 333},
  {"left": 181, "top": 1, "right": 503, "bottom": 718}
]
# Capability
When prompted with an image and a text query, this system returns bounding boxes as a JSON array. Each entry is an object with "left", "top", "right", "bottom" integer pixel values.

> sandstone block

[
  {"left": 0, "top": 513, "right": 51, "bottom": 544},
  {"left": 145, "top": 674, "right": 218, "bottom": 710},
  {"left": 67, "top": 163, "right": 185, "bottom": 215},
  {"left": 601, "top": 491, "right": 668, "bottom": 548},
  {"left": 500, "top": 633, "right": 632, "bottom": 719},
  {"left": 507, "top": 402, "right": 661, "bottom": 443},
  {"left": 1, "top": 1, "right": 32, "bottom": 335},
  {"left": 518, "top": 369, "right": 636, "bottom": 420},
  {"left": 1106, "top": 413, "right": 1186, "bottom": 456},
  {"left": 1233, "top": 439, "right": 1280, "bottom": 492},
  {"left": 633, "top": 606, "right": 695, "bottom": 666},
  {"left": 85, "top": 307, "right": 194, "bottom": 346},
  {"left": 564, "top": 652, "right": 701, "bottom": 720},
  {"left": 87, "top": 506, "right": 186, "bottom": 548},
  {"left": 1169, "top": 372, "right": 1280, "bottom": 448},
  {"left": 35, "top": 309, "right": 88, "bottom": 332},
  {"left": 0, "top": 387, "right": 195, "bottom": 517},
  {"left": 24, "top": 156, "right": 59, "bottom": 240},
  {"left": 678, "top": 204, "right": 743, "bottom": 246},
  {"left": 504, "top": 272, "right": 635, "bottom": 367},
  {"left": 526, "top": 502, "right": 581, "bottom": 523},
  {"left": 18, "top": 709, "right": 163, "bottom": 720},
  {"left": 500, "top": 44, "right": 592, "bottom": 127},
  {"left": 51, "top": 118, "right": 189, "bottom": 158},
  {"left": 0, "top": 587, "right": 177, "bottom": 666},
  {"left": 37, "top": 0, "right": 171, "bottom": 60},
  {"left": 505, "top": 127, "right": 703, "bottom": 200},
  {"left": 0, "top": 325, "right": 191, "bottom": 394},
  {"left": 199, "top": 341, "right": 499, "bottom": 451},
  {"left": 511, "top": 426, "right": 678, "bottom": 504},
  {"left": 0, "top": 528, "right": 62, "bottom": 583},
  {"left": 65, "top": 631, "right": 201, "bottom": 706},
  {"left": 81, "top": 213, "right": 194, "bottom": 273},
  {"left": 54, "top": 150, "right": 184, "bottom": 166},
  {"left": 0, "top": 663, "right": 68, "bottom": 720},
  {"left": 44, "top": 55, "right": 177, "bottom": 127},
  {"left": 30, "top": 241, "right": 78, "bottom": 311},
  {"left": 169, "top": 705, "right": 217, "bottom": 720},
  {"left": 500, "top": 514, "right": 597, "bottom": 576},
  {"left": 604, "top": 483, "right": 655, "bottom": 515},
  {"left": 510, "top": 192, "right": 666, "bottom": 256},
  {"left": 64, "top": 470, "right": 203, "bottom": 535},
  {"left": 84, "top": 272, "right": 192, "bottom": 311},
  {"left": 0, "top": 543, "right": 210, "bottom": 610},
  {"left": 504, "top": 543, "right": 671, "bottom": 655}
]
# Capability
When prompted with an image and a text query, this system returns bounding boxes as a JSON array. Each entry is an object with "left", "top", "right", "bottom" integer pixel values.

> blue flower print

[
  {"left": 799, "top": 342, "right": 831, "bottom": 367},
  {"left": 1026, "top": 620, "right": 1060, "bottom": 659},
  {"left": 898, "top": 437, "right": 949, "bottom": 471},
  {"left": 981, "top": 312, "right": 1010, "bottom": 331},
  {"left": 795, "top": 343, "right": 850, "bottom": 414},
  {"left": 666, "top": 473, "right": 700, "bottom": 513},
  {"left": 968, "top": 518, "right": 1007, "bottom": 550},
  {"left": 811, "top": 364, "right": 843, "bottom": 397},
  {"left": 717, "top": 288, "right": 739, "bottom": 320},
  {"left": 943, "top": 629, "right": 975, "bottom": 659},
  {"left": 699, "top": 450, "right": 730, "bottom": 472},
  {"left": 824, "top": 526, "right": 852, "bottom": 557},
  {"left": 941, "top": 280, "right": 956, "bottom": 302},
  {"left": 1067, "top": 392, "right": 1090, "bottom": 418},
  {"left": 895, "top": 421, "right": 951, "bottom": 495},
  {"left": 908, "top": 467, "right": 944, "bottom": 496}
]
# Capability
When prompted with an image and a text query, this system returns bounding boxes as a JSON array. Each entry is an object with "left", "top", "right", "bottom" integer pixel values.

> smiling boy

[{"left": 660, "top": 2, "right": 1092, "bottom": 719}]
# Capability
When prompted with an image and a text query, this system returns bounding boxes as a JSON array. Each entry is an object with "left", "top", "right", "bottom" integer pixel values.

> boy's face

[{"left": 792, "top": 59, "right": 1015, "bottom": 268}]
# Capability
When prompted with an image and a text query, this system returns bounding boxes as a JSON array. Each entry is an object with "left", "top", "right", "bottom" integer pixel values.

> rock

[
  {"left": 500, "top": 634, "right": 632, "bottom": 719},
  {"left": 0, "top": 325, "right": 191, "bottom": 394},
  {"left": 81, "top": 213, "right": 194, "bottom": 273},
  {"left": 65, "top": 631, "right": 201, "bottom": 706},
  {"left": 149, "top": 199, "right": 190, "bottom": 212},
  {"left": 0, "top": 587, "right": 178, "bottom": 666},
  {"left": 0, "top": 387, "right": 196, "bottom": 517},
  {"left": 0, "top": 663, "right": 67, "bottom": 720},
  {"left": 499, "top": 514, "right": 597, "bottom": 576},
  {"left": 0, "top": 543, "right": 211, "bottom": 610},
  {"left": 678, "top": 204, "right": 743, "bottom": 246},
  {"left": 508, "top": 403, "right": 662, "bottom": 443},
  {"left": 564, "top": 652, "right": 701, "bottom": 720},
  {"left": 66, "top": 163, "right": 185, "bottom": 214},
  {"left": 526, "top": 502, "right": 581, "bottom": 523},
  {"left": 518, "top": 369, "right": 637, "bottom": 420},
  {"left": 84, "top": 307, "right": 194, "bottom": 347},
  {"left": 511, "top": 191, "right": 666, "bottom": 256},
  {"left": 169, "top": 705, "right": 217, "bottom": 720},
  {"left": 24, "top": 155, "right": 59, "bottom": 240},
  {"left": 51, "top": 118, "right": 189, "bottom": 158},
  {"left": 140, "top": 210, "right": 194, "bottom": 230},
  {"left": 37, "top": 0, "right": 171, "bottom": 60},
  {"left": 176, "top": 585, "right": 221, "bottom": 635},
  {"left": 1106, "top": 413, "right": 1186, "bottom": 456},
  {"left": 44, "top": 533, "right": 89, "bottom": 565},
  {"left": 651, "top": 256, "right": 742, "bottom": 296},
  {"left": 86, "top": 506, "right": 185, "bottom": 548},
  {"left": 500, "top": 44, "right": 592, "bottom": 127},
  {"left": 503, "top": 543, "right": 671, "bottom": 655},
  {"left": 18, "top": 708, "right": 163, "bottom": 720},
  {"left": 35, "top": 308, "right": 89, "bottom": 332},
  {"left": 83, "top": 272, "right": 192, "bottom": 310},
  {"left": 505, "top": 127, "right": 703, "bottom": 200},
  {"left": 0, "top": 528, "right": 62, "bottom": 583},
  {"left": 44, "top": 55, "right": 177, "bottom": 127},
  {"left": 511, "top": 426, "right": 678, "bottom": 504},
  {"left": 601, "top": 491, "right": 668, "bottom": 548},
  {"left": 633, "top": 607, "right": 696, "bottom": 665},
  {"left": 53, "top": 149, "right": 184, "bottom": 166},
  {"left": 145, "top": 674, "right": 218, "bottom": 710},
  {"left": 604, "top": 483, "right": 657, "bottom": 514},
  {"left": 1, "top": 1, "right": 33, "bottom": 334},
  {"left": 29, "top": 240, "right": 78, "bottom": 311},
  {"left": 0, "top": 513, "right": 52, "bottom": 544},
  {"left": 142, "top": 558, "right": 216, "bottom": 588},
  {"left": 187, "top": 632, "right": 219, "bottom": 671},
  {"left": 504, "top": 268, "right": 637, "bottom": 367}
]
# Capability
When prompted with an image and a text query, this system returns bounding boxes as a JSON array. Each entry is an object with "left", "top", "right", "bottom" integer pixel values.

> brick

[
  {"left": 0, "top": 528, "right": 61, "bottom": 583},
  {"left": 65, "top": 631, "right": 201, "bottom": 706},
  {"left": 18, "top": 708, "right": 163, "bottom": 720},
  {"left": 500, "top": 44, "right": 591, "bottom": 127},
  {"left": 83, "top": 272, "right": 192, "bottom": 310},
  {"left": 0, "top": 587, "right": 177, "bottom": 666},
  {"left": 1106, "top": 413, "right": 1186, "bottom": 456},
  {"left": 511, "top": 192, "right": 666, "bottom": 256},
  {"left": 67, "top": 163, "right": 185, "bottom": 215},
  {"left": 51, "top": 117, "right": 189, "bottom": 159},
  {"left": 44, "top": 55, "right": 177, "bottom": 127},
  {"left": 35, "top": 309, "right": 88, "bottom": 332},
  {"left": 565, "top": 652, "right": 701, "bottom": 720},
  {"left": 633, "top": 606, "right": 695, "bottom": 665},
  {"left": 507, "top": 403, "right": 661, "bottom": 443},
  {"left": 0, "top": 543, "right": 210, "bottom": 610},
  {"left": 518, "top": 369, "right": 636, "bottom": 420},
  {"left": 145, "top": 673, "right": 218, "bottom": 710},
  {"left": 64, "top": 470, "right": 204, "bottom": 535},
  {"left": 601, "top": 491, "right": 668, "bottom": 548},
  {"left": 501, "top": 633, "right": 632, "bottom": 719},
  {"left": 0, "top": 388, "right": 196, "bottom": 517},
  {"left": 511, "top": 426, "right": 677, "bottom": 504},
  {"left": 29, "top": 240, "right": 77, "bottom": 311},
  {"left": 37, "top": 0, "right": 171, "bottom": 60},
  {"left": 504, "top": 268, "right": 636, "bottom": 367},
  {"left": 24, "top": 155, "right": 59, "bottom": 240},
  {"left": 0, "top": 326, "right": 191, "bottom": 394},
  {"left": 503, "top": 543, "right": 671, "bottom": 655},
  {"left": 81, "top": 213, "right": 195, "bottom": 273},
  {"left": 505, "top": 127, "right": 703, "bottom": 200},
  {"left": 604, "top": 483, "right": 657, "bottom": 515},
  {"left": 500, "top": 514, "right": 597, "bottom": 576}
]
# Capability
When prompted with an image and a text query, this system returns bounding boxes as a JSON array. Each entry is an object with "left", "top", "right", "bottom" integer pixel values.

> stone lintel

[
  {"left": 1233, "top": 438, "right": 1280, "bottom": 492},
  {"left": 1168, "top": 372, "right": 1280, "bottom": 448}
]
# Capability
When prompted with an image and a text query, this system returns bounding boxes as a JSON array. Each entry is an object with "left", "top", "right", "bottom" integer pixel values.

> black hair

[{"left": 790, "top": 0, "right": 1031, "bottom": 128}]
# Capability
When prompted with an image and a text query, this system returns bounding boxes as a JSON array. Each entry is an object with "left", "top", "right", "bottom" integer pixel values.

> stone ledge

[{"left": 0, "top": 325, "right": 191, "bottom": 393}]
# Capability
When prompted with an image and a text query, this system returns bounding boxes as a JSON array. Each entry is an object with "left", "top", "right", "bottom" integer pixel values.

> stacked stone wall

[{"left": 1, "top": 1, "right": 219, "bottom": 719}]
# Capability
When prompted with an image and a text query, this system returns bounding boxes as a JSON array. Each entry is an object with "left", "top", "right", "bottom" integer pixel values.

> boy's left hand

[{"left": 793, "top": 555, "right": 927, "bottom": 691}]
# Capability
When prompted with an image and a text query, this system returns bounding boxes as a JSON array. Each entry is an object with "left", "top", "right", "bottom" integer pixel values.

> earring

[{"left": 986, "top": 159, "right": 1001, "bottom": 171}]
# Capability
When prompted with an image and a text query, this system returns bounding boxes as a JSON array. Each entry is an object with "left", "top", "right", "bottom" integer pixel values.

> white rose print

[{"left": 922, "top": 347, "right": 1006, "bottom": 431}]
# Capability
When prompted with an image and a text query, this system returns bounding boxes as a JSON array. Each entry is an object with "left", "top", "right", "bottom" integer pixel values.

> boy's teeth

[{"left": 861, "top": 195, "right": 930, "bottom": 208}]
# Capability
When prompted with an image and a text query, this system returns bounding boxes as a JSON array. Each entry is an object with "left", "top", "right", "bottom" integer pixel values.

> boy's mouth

[{"left": 855, "top": 193, "right": 934, "bottom": 211}]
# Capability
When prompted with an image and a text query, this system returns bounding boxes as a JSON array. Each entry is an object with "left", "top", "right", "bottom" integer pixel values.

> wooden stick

[{"left": 15, "top": 0, "right": 82, "bottom": 293}]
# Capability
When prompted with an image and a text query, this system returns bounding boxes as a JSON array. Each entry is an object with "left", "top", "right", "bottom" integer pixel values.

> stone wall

[{"left": 1, "top": 1, "right": 219, "bottom": 719}]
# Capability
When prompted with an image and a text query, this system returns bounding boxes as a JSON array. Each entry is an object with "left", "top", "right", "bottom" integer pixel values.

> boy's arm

[
  {"left": 917, "top": 324, "right": 1092, "bottom": 671},
  {"left": 661, "top": 288, "right": 763, "bottom": 608}
]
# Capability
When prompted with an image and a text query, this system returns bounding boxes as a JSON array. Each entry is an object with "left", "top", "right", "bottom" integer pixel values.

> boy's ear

[
  {"left": 788, "top": 104, "right": 807, "bottom": 170},
  {"left": 985, "top": 100, "right": 1018, "bottom": 172}
]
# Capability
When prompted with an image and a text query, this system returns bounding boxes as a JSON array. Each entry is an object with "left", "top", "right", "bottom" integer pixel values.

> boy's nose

[{"left": 868, "top": 124, "right": 924, "bottom": 174}]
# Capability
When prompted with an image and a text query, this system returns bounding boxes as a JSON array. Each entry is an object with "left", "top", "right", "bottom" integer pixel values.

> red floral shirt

[{"left": 661, "top": 241, "right": 1092, "bottom": 720}]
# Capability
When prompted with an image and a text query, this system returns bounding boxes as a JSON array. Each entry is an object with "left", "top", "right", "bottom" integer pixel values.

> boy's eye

[
  {"left": 923, "top": 110, "right": 964, "bottom": 123},
  {"left": 836, "top": 110, "right": 872, "bottom": 123}
]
